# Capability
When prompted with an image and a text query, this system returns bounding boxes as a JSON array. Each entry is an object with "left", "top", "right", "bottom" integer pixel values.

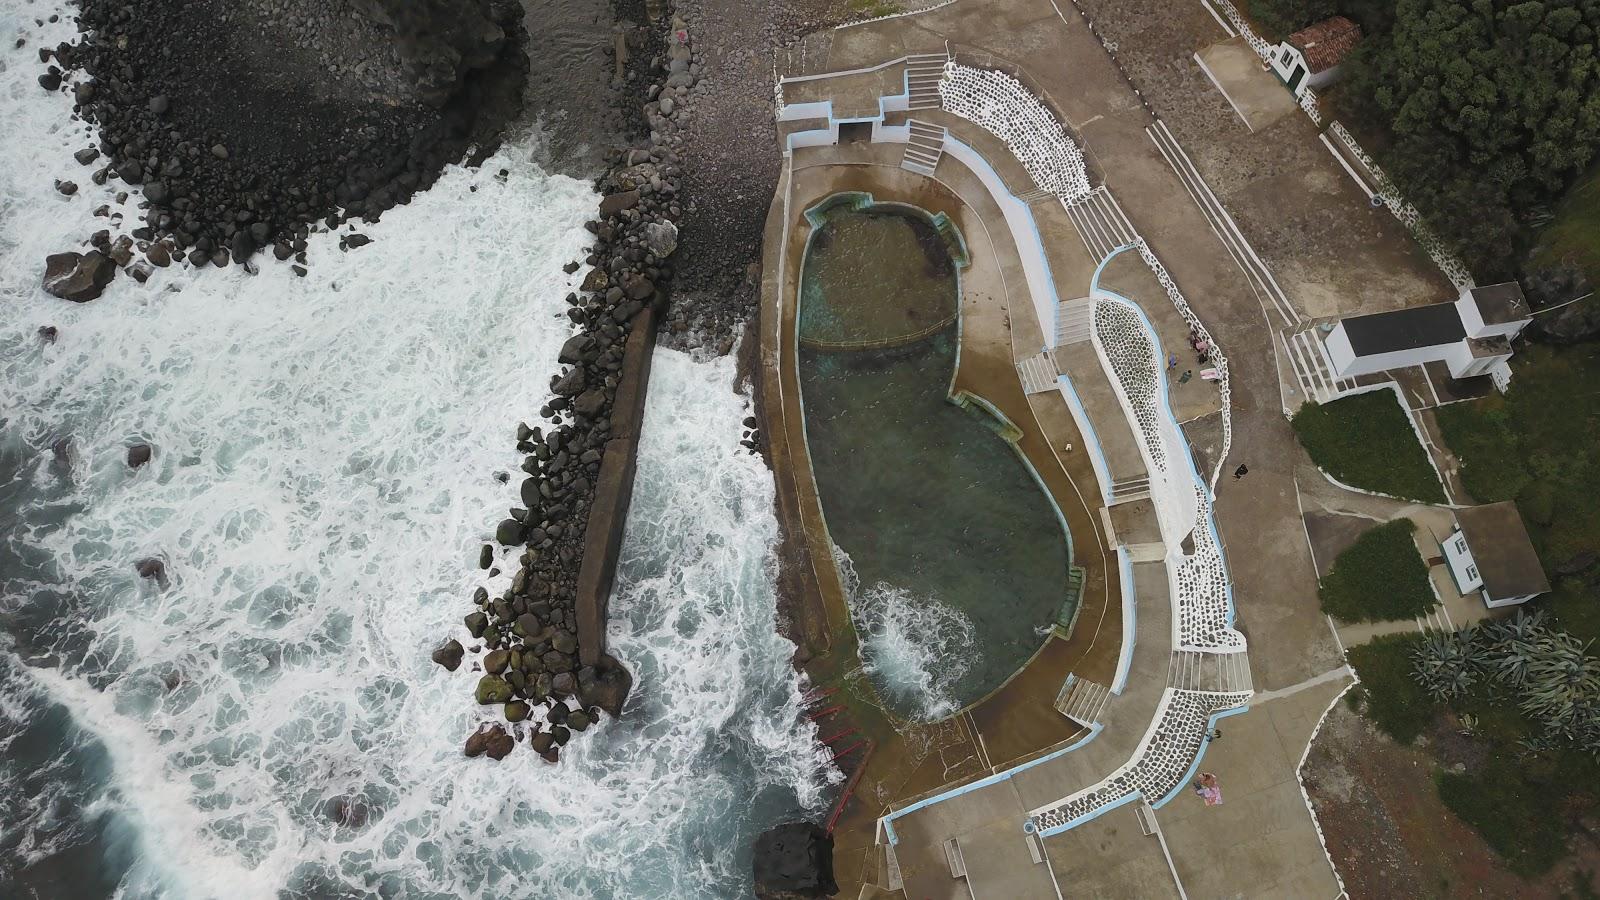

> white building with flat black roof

[{"left": 1322, "top": 282, "right": 1532, "bottom": 385}]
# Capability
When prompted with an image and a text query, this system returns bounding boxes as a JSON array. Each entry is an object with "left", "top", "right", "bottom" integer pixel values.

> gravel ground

[{"left": 657, "top": 0, "right": 851, "bottom": 352}]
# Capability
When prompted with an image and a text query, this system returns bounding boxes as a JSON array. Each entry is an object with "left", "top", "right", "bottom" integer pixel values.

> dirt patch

[{"left": 1303, "top": 703, "right": 1600, "bottom": 897}]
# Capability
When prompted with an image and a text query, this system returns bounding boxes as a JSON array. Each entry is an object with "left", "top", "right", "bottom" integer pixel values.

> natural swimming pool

[{"left": 796, "top": 194, "right": 1073, "bottom": 720}]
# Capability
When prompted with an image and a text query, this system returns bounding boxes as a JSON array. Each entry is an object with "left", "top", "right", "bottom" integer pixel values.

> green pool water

[{"left": 797, "top": 198, "right": 1073, "bottom": 719}]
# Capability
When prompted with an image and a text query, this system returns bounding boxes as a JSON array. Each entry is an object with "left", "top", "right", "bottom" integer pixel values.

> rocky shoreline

[
  {"left": 432, "top": 1, "right": 707, "bottom": 762},
  {"left": 36, "top": 0, "right": 527, "bottom": 299}
]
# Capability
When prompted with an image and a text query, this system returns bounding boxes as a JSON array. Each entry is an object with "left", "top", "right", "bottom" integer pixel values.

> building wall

[
  {"left": 1441, "top": 528, "right": 1483, "bottom": 594},
  {"left": 1454, "top": 293, "right": 1530, "bottom": 340},
  {"left": 1323, "top": 322, "right": 1460, "bottom": 378},
  {"left": 1306, "top": 62, "right": 1343, "bottom": 90},
  {"left": 1269, "top": 43, "right": 1308, "bottom": 94}
]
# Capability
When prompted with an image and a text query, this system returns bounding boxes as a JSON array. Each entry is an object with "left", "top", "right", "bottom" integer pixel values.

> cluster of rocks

[
  {"left": 36, "top": 0, "right": 527, "bottom": 300},
  {"left": 430, "top": 12, "right": 705, "bottom": 763}
]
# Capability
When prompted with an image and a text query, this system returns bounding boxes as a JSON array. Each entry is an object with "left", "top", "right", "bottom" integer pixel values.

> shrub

[
  {"left": 1292, "top": 392, "right": 1445, "bottom": 503},
  {"left": 1319, "top": 518, "right": 1435, "bottom": 622},
  {"left": 1436, "top": 344, "right": 1600, "bottom": 575},
  {"left": 1348, "top": 634, "right": 1433, "bottom": 743}
]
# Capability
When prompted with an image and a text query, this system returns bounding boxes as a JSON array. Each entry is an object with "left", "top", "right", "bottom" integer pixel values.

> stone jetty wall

[{"left": 438, "top": 8, "right": 703, "bottom": 763}]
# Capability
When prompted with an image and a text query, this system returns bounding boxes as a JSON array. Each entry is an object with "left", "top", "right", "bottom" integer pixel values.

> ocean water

[{"left": 0, "top": 5, "right": 833, "bottom": 898}]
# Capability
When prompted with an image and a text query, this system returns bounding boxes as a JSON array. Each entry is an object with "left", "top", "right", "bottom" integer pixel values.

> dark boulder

[
  {"left": 621, "top": 272, "right": 655, "bottom": 300},
  {"left": 474, "top": 675, "right": 514, "bottom": 704},
  {"left": 598, "top": 189, "right": 640, "bottom": 216},
  {"left": 558, "top": 333, "right": 594, "bottom": 365},
  {"left": 495, "top": 518, "right": 524, "bottom": 546},
  {"left": 464, "top": 723, "right": 514, "bottom": 759},
  {"left": 504, "top": 700, "right": 530, "bottom": 723},
  {"left": 573, "top": 389, "right": 607, "bottom": 419},
  {"left": 464, "top": 611, "right": 488, "bottom": 637},
  {"left": 126, "top": 443, "right": 153, "bottom": 468},
  {"left": 576, "top": 659, "right": 632, "bottom": 717},
  {"left": 431, "top": 638, "right": 464, "bottom": 671},
  {"left": 134, "top": 557, "right": 167, "bottom": 584},
  {"left": 478, "top": 544, "right": 494, "bottom": 569},
  {"left": 567, "top": 709, "right": 592, "bottom": 732},
  {"left": 483, "top": 648, "right": 510, "bottom": 675},
  {"left": 753, "top": 822, "right": 837, "bottom": 899},
  {"left": 43, "top": 251, "right": 116, "bottom": 302},
  {"left": 551, "top": 367, "right": 585, "bottom": 397}
]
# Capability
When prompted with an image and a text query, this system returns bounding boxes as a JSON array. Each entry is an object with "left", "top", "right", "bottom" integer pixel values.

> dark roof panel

[
  {"left": 1341, "top": 303, "right": 1465, "bottom": 357},
  {"left": 1456, "top": 501, "right": 1550, "bottom": 600}
]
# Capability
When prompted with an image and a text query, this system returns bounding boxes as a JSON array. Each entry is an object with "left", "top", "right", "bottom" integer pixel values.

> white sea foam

[
  {"left": 0, "top": 4, "right": 831, "bottom": 896},
  {"left": 835, "top": 552, "right": 976, "bottom": 722}
]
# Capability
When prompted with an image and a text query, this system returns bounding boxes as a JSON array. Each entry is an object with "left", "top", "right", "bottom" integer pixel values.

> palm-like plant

[{"left": 1413, "top": 630, "right": 1480, "bottom": 700}]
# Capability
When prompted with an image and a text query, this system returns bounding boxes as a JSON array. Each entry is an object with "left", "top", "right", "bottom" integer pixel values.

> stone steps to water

[
  {"left": 1016, "top": 351, "right": 1059, "bottom": 395},
  {"left": 1053, "top": 673, "right": 1112, "bottom": 727}
]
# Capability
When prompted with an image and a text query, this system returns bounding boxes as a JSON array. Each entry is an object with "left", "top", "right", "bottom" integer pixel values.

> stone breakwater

[
  {"left": 34, "top": 0, "right": 526, "bottom": 300},
  {"left": 433, "top": 9, "right": 706, "bottom": 763}
]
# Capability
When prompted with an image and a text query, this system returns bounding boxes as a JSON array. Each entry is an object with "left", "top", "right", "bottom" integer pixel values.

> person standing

[{"left": 1233, "top": 463, "right": 1248, "bottom": 480}]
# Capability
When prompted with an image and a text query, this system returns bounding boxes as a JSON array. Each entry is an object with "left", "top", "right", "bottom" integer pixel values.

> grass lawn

[
  {"left": 1346, "top": 633, "right": 1431, "bottom": 743},
  {"left": 1435, "top": 343, "right": 1600, "bottom": 575},
  {"left": 1292, "top": 391, "right": 1446, "bottom": 503},
  {"left": 1535, "top": 163, "right": 1600, "bottom": 286},
  {"left": 1319, "top": 519, "right": 1435, "bottom": 622}
]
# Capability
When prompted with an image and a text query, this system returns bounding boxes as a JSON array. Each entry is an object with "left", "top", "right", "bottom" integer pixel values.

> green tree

[{"left": 1346, "top": 0, "right": 1600, "bottom": 279}]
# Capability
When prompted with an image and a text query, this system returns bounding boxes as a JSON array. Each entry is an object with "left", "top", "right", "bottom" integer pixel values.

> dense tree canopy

[{"left": 1345, "top": 0, "right": 1600, "bottom": 278}]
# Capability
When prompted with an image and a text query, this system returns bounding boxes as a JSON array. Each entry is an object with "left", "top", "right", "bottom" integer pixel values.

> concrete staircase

[
  {"left": 1055, "top": 674, "right": 1113, "bottom": 727},
  {"left": 904, "top": 53, "right": 947, "bottom": 110},
  {"left": 1283, "top": 322, "right": 1353, "bottom": 406},
  {"left": 1169, "top": 649, "right": 1253, "bottom": 694},
  {"left": 1062, "top": 186, "right": 1139, "bottom": 260},
  {"left": 900, "top": 119, "right": 946, "bottom": 176},
  {"left": 1017, "top": 351, "right": 1059, "bottom": 395}
]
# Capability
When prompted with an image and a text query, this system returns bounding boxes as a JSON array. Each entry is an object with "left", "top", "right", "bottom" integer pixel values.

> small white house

[
  {"left": 1270, "top": 16, "right": 1362, "bottom": 98},
  {"left": 1321, "top": 282, "right": 1533, "bottom": 383},
  {"left": 1441, "top": 502, "right": 1550, "bottom": 608}
]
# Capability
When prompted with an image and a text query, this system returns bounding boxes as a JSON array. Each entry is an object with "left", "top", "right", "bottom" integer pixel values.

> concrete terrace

[{"left": 757, "top": 1, "right": 1364, "bottom": 897}]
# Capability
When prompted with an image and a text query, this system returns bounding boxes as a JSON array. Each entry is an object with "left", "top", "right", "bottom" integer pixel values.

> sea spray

[
  {"left": 836, "top": 549, "right": 978, "bottom": 722},
  {"left": 0, "top": 4, "right": 833, "bottom": 894}
]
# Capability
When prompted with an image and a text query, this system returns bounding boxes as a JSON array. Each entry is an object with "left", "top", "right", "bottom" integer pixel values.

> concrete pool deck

[{"left": 758, "top": 1, "right": 1362, "bottom": 895}]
